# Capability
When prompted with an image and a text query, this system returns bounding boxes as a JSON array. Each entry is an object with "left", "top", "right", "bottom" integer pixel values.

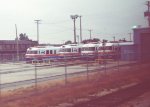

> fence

[{"left": 0, "top": 53, "right": 150, "bottom": 100}]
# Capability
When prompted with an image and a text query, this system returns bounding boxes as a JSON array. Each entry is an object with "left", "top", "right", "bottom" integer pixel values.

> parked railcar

[
  {"left": 81, "top": 42, "right": 119, "bottom": 60},
  {"left": 59, "top": 44, "right": 82, "bottom": 60},
  {"left": 81, "top": 43, "right": 102, "bottom": 60},
  {"left": 25, "top": 46, "right": 61, "bottom": 62}
]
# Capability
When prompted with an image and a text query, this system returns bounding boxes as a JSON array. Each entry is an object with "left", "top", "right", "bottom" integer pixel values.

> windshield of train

[
  {"left": 60, "top": 48, "right": 71, "bottom": 52},
  {"left": 99, "top": 46, "right": 112, "bottom": 50},
  {"left": 26, "top": 50, "right": 38, "bottom": 54},
  {"left": 82, "top": 47, "right": 95, "bottom": 51}
]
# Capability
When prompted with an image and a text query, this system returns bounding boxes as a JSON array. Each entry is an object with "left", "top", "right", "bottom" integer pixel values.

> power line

[
  {"left": 42, "top": 20, "right": 70, "bottom": 25},
  {"left": 43, "top": 29, "right": 71, "bottom": 35}
]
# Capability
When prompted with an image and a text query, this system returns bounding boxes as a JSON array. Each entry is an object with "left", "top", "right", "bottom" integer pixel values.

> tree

[
  {"left": 64, "top": 40, "right": 72, "bottom": 45},
  {"left": 119, "top": 38, "right": 127, "bottom": 42},
  {"left": 92, "top": 38, "right": 100, "bottom": 42},
  {"left": 18, "top": 33, "right": 30, "bottom": 40},
  {"left": 81, "top": 38, "right": 100, "bottom": 44}
]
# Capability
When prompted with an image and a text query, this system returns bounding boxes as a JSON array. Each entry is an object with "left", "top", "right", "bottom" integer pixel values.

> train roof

[
  {"left": 27, "top": 46, "right": 61, "bottom": 51},
  {"left": 81, "top": 42, "right": 134, "bottom": 47},
  {"left": 105, "top": 42, "right": 115, "bottom": 46},
  {"left": 60, "top": 44, "right": 83, "bottom": 48},
  {"left": 102, "top": 42, "right": 134, "bottom": 46},
  {"left": 118, "top": 42, "right": 134, "bottom": 46},
  {"left": 82, "top": 43, "right": 102, "bottom": 47}
]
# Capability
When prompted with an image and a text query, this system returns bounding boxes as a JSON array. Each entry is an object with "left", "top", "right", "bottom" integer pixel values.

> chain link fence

[{"left": 0, "top": 53, "right": 150, "bottom": 100}]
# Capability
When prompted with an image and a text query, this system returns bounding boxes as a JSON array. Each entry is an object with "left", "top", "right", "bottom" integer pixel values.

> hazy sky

[{"left": 0, "top": 0, "right": 148, "bottom": 44}]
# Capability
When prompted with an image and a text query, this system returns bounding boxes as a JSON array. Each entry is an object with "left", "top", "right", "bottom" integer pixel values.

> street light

[
  {"left": 79, "top": 15, "right": 82, "bottom": 43},
  {"left": 70, "top": 15, "right": 79, "bottom": 44},
  {"left": 77, "top": 35, "right": 79, "bottom": 45},
  {"left": 34, "top": 20, "right": 41, "bottom": 44},
  {"left": 88, "top": 29, "right": 92, "bottom": 39}
]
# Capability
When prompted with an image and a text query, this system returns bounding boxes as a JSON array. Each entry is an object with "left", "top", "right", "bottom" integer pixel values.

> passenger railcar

[
  {"left": 81, "top": 43, "right": 102, "bottom": 59},
  {"left": 59, "top": 44, "right": 82, "bottom": 60},
  {"left": 25, "top": 46, "right": 61, "bottom": 62},
  {"left": 81, "top": 42, "right": 119, "bottom": 59}
]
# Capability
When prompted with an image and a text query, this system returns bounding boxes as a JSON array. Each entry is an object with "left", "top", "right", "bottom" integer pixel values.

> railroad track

[
  {"left": 0, "top": 62, "right": 136, "bottom": 89},
  {"left": 72, "top": 79, "right": 150, "bottom": 107}
]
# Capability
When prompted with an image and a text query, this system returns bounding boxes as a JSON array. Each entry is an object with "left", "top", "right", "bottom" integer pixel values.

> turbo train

[
  {"left": 25, "top": 46, "right": 61, "bottom": 62},
  {"left": 25, "top": 44, "right": 83, "bottom": 62},
  {"left": 25, "top": 42, "right": 132, "bottom": 62},
  {"left": 81, "top": 42, "right": 119, "bottom": 59}
]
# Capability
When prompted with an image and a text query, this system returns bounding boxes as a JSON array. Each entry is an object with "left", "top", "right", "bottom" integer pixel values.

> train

[
  {"left": 25, "top": 42, "right": 132, "bottom": 62},
  {"left": 25, "top": 46, "right": 61, "bottom": 62},
  {"left": 59, "top": 44, "right": 82, "bottom": 59},
  {"left": 81, "top": 42, "right": 119, "bottom": 59},
  {"left": 25, "top": 44, "right": 83, "bottom": 62}
]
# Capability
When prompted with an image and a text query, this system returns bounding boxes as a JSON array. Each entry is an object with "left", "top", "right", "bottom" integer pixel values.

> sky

[{"left": 0, "top": 0, "right": 148, "bottom": 44}]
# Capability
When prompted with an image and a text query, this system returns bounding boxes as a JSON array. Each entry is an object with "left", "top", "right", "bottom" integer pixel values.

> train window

[
  {"left": 46, "top": 50, "right": 49, "bottom": 54},
  {"left": 81, "top": 48, "right": 85, "bottom": 51},
  {"left": 66, "top": 48, "right": 71, "bottom": 52},
  {"left": 54, "top": 50, "right": 56, "bottom": 54},
  {"left": 89, "top": 47, "right": 95, "bottom": 51},
  {"left": 60, "top": 48, "right": 65, "bottom": 52},
  {"left": 27, "top": 51, "right": 38, "bottom": 54},
  {"left": 79, "top": 48, "right": 81, "bottom": 53},
  {"left": 82, "top": 47, "right": 91, "bottom": 51},
  {"left": 40, "top": 50, "right": 45, "bottom": 54},
  {"left": 50, "top": 50, "right": 53, "bottom": 54},
  {"left": 33, "top": 51, "right": 38, "bottom": 54},
  {"left": 105, "top": 46, "right": 112, "bottom": 50},
  {"left": 73, "top": 48, "right": 78, "bottom": 52},
  {"left": 98, "top": 47, "right": 101, "bottom": 50}
]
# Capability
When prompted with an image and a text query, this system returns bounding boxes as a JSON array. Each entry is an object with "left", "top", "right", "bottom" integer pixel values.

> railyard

[
  {"left": 0, "top": 59, "right": 134, "bottom": 90},
  {"left": 0, "top": 59, "right": 150, "bottom": 107},
  {"left": 0, "top": 1, "right": 149, "bottom": 107}
]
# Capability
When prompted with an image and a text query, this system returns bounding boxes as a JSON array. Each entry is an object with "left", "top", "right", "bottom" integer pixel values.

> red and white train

[
  {"left": 25, "top": 42, "right": 133, "bottom": 62},
  {"left": 25, "top": 46, "right": 61, "bottom": 62},
  {"left": 81, "top": 42, "right": 119, "bottom": 59},
  {"left": 25, "top": 44, "right": 82, "bottom": 62}
]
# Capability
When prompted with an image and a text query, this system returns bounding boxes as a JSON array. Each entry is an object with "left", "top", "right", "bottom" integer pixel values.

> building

[
  {"left": 0, "top": 40, "right": 37, "bottom": 61},
  {"left": 133, "top": 27, "right": 150, "bottom": 62},
  {"left": 119, "top": 42, "right": 136, "bottom": 61}
]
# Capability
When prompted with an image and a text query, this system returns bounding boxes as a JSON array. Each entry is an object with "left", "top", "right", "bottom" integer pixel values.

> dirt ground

[
  {"left": 119, "top": 91, "right": 150, "bottom": 107},
  {"left": 0, "top": 63, "right": 150, "bottom": 107}
]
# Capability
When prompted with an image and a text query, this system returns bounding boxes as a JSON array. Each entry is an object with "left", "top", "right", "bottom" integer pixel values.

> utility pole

[
  {"left": 77, "top": 35, "right": 79, "bottom": 45},
  {"left": 79, "top": 16, "right": 82, "bottom": 43},
  {"left": 70, "top": 15, "right": 79, "bottom": 44},
  {"left": 34, "top": 20, "right": 41, "bottom": 44},
  {"left": 144, "top": 1, "right": 150, "bottom": 27},
  {"left": 113, "top": 36, "right": 116, "bottom": 42},
  {"left": 15, "top": 24, "right": 19, "bottom": 61},
  {"left": 88, "top": 29, "right": 92, "bottom": 39}
]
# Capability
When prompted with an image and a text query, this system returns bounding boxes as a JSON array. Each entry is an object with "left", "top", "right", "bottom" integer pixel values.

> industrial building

[
  {"left": 0, "top": 40, "right": 37, "bottom": 62},
  {"left": 133, "top": 27, "right": 150, "bottom": 62},
  {"left": 118, "top": 27, "right": 150, "bottom": 62}
]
